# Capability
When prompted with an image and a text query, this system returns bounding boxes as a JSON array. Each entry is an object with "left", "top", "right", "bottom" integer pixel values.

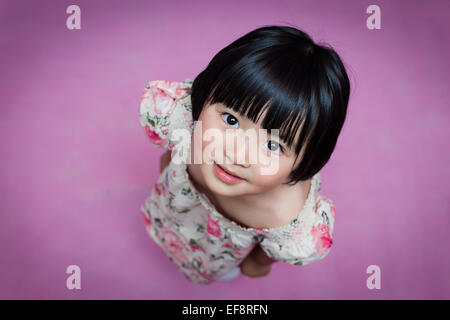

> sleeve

[
  {"left": 139, "top": 79, "right": 193, "bottom": 151},
  {"left": 259, "top": 195, "right": 336, "bottom": 266}
]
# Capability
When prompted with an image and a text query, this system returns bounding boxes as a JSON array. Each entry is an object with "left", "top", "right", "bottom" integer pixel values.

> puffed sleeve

[
  {"left": 259, "top": 195, "right": 336, "bottom": 266},
  {"left": 139, "top": 79, "right": 193, "bottom": 150}
]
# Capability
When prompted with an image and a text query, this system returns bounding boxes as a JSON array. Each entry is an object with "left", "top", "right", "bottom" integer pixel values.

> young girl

[{"left": 139, "top": 25, "right": 350, "bottom": 285}]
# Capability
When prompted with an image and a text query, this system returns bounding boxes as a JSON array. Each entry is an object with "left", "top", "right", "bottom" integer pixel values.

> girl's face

[{"left": 191, "top": 102, "right": 302, "bottom": 197}]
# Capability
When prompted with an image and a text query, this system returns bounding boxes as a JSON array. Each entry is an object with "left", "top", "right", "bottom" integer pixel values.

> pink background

[{"left": 0, "top": 0, "right": 449, "bottom": 299}]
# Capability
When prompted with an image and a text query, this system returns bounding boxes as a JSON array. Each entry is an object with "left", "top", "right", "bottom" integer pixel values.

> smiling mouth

[
  {"left": 215, "top": 162, "right": 241, "bottom": 178},
  {"left": 213, "top": 161, "right": 245, "bottom": 184}
]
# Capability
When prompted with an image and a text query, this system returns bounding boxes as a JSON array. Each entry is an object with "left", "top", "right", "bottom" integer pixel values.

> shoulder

[
  {"left": 313, "top": 194, "right": 336, "bottom": 235},
  {"left": 258, "top": 192, "right": 336, "bottom": 266},
  {"left": 140, "top": 79, "right": 192, "bottom": 116},
  {"left": 139, "top": 79, "right": 193, "bottom": 150}
]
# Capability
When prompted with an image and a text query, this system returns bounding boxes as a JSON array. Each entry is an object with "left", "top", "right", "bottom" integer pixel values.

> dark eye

[
  {"left": 222, "top": 113, "right": 239, "bottom": 128},
  {"left": 265, "top": 140, "right": 283, "bottom": 153}
]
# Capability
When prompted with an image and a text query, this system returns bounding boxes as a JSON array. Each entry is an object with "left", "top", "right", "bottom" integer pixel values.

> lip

[{"left": 213, "top": 162, "right": 244, "bottom": 184}]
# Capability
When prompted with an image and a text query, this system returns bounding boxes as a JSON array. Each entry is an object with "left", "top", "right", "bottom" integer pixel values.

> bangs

[
  {"left": 203, "top": 53, "right": 319, "bottom": 161},
  {"left": 189, "top": 25, "right": 350, "bottom": 183}
]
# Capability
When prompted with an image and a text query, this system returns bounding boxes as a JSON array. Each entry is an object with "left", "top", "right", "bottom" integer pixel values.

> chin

[{"left": 201, "top": 165, "right": 246, "bottom": 197}]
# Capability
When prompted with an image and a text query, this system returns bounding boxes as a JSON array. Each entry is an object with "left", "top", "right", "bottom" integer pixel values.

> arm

[
  {"left": 239, "top": 244, "right": 277, "bottom": 278},
  {"left": 160, "top": 150, "right": 172, "bottom": 173}
]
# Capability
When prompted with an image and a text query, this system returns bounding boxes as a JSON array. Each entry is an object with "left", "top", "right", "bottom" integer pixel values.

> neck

[{"left": 213, "top": 177, "right": 310, "bottom": 214}]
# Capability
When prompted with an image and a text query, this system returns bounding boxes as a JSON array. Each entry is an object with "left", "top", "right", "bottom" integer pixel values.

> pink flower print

[
  {"left": 161, "top": 80, "right": 191, "bottom": 99},
  {"left": 189, "top": 238, "right": 203, "bottom": 252},
  {"left": 168, "top": 143, "right": 174, "bottom": 150},
  {"left": 207, "top": 214, "right": 221, "bottom": 237},
  {"left": 191, "top": 257, "right": 203, "bottom": 270},
  {"left": 314, "top": 198, "right": 320, "bottom": 212},
  {"left": 161, "top": 128, "right": 169, "bottom": 135},
  {"left": 150, "top": 86, "right": 178, "bottom": 115},
  {"left": 161, "top": 229, "right": 189, "bottom": 263},
  {"left": 141, "top": 90, "right": 151, "bottom": 102},
  {"left": 144, "top": 126, "right": 167, "bottom": 147},
  {"left": 153, "top": 183, "right": 166, "bottom": 197},
  {"left": 183, "top": 113, "right": 194, "bottom": 128},
  {"left": 147, "top": 80, "right": 190, "bottom": 98},
  {"left": 311, "top": 223, "right": 333, "bottom": 256},
  {"left": 142, "top": 211, "right": 152, "bottom": 228},
  {"left": 172, "top": 170, "right": 177, "bottom": 178},
  {"left": 191, "top": 257, "right": 215, "bottom": 283},
  {"left": 232, "top": 245, "right": 253, "bottom": 258},
  {"left": 330, "top": 204, "right": 336, "bottom": 217},
  {"left": 316, "top": 195, "right": 335, "bottom": 217},
  {"left": 190, "top": 244, "right": 202, "bottom": 252},
  {"left": 221, "top": 243, "right": 253, "bottom": 258},
  {"left": 142, "top": 80, "right": 190, "bottom": 115},
  {"left": 197, "top": 271, "right": 215, "bottom": 283}
]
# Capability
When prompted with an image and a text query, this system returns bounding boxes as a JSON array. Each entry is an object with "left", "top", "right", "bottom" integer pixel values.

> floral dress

[{"left": 139, "top": 78, "right": 336, "bottom": 285}]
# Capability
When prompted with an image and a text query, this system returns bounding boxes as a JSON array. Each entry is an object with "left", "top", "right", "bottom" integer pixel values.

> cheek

[
  {"left": 250, "top": 161, "right": 292, "bottom": 188},
  {"left": 201, "top": 113, "right": 228, "bottom": 158},
  {"left": 195, "top": 109, "right": 224, "bottom": 163}
]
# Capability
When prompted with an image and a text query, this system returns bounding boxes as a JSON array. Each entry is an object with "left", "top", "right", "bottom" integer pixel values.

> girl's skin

[
  {"left": 159, "top": 101, "right": 312, "bottom": 278},
  {"left": 160, "top": 149, "right": 276, "bottom": 277},
  {"left": 187, "top": 102, "right": 312, "bottom": 230}
]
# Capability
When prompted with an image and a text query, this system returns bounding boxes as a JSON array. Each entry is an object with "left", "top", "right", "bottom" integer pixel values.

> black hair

[{"left": 187, "top": 25, "right": 350, "bottom": 185}]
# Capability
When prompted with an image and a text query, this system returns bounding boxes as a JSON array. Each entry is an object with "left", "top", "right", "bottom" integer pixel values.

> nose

[{"left": 224, "top": 130, "right": 251, "bottom": 168}]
